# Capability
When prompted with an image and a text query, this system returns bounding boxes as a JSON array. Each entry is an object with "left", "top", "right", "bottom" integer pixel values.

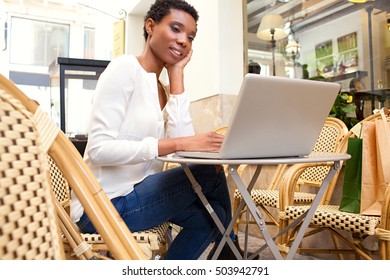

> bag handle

[
  {"left": 350, "top": 108, "right": 389, "bottom": 138},
  {"left": 379, "top": 107, "right": 390, "bottom": 138},
  {"left": 380, "top": 107, "right": 389, "bottom": 118}
]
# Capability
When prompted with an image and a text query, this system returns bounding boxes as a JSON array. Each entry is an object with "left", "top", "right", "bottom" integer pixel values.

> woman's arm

[
  {"left": 165, "top": 49, "right": 193, "bottom": 95},
  {"left": 162, "top": 49, "right": 225, "bottom": 155},
  {"left": 164, "top": 49, "right": 195, "bottom": 138}
]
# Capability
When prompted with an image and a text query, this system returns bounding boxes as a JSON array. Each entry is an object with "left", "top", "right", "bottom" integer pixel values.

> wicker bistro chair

[
  {"left": 48, "top": 156, "right": 169, "bottom": 260},
  {"left": 232, "top": 117, "right": 349, "bottom": 237},
  {"left": 0, "top": 91, "right": 65, "bottom": 260},
  {"left": 0, "top": 74, "right": 148, "bottom": 260},
  {"left": 279, "top": 110, "right": 390, "bottom": 260}
]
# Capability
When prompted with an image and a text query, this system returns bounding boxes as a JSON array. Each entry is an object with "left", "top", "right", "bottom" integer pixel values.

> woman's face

[{"left": 147, "top": 9, "right": 197, "bottom": 66}]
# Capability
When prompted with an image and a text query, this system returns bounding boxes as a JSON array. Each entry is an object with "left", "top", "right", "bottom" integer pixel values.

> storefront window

[
  {"left": 84, "top": 27, "right": 95, "bottom": 59},
  {"left": 9, "top": 17, "right": 70, "bottom": 66}
]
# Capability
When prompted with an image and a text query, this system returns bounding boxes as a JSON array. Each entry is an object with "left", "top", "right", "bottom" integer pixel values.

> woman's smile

[{"left": 170, "top": 47, "right": 184, "bottom": 58}]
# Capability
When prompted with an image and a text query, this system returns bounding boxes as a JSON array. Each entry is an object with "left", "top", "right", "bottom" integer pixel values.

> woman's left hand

[
  {"left": 165, "top": 49, "right": 193, "bottom": 73},
  {"left": 165, "top": 49, "right": 193, "bottom": 95}
]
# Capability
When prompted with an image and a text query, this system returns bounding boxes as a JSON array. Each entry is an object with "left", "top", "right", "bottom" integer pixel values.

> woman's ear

[{"left": 145, "top": 18, "right": 155, "bottom": 37}]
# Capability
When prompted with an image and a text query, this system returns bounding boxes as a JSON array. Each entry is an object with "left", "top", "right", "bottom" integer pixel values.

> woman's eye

[
  {"left": 188, "top": 36, "right": 194, "bottom": 42},
  {"left": 171, "top": 25, "right": 180, "bottom": 33}
]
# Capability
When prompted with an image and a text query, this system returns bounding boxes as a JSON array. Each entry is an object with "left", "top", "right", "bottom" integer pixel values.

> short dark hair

[{"left": 143, "top": 0, "right": 199, "bottom": 41}]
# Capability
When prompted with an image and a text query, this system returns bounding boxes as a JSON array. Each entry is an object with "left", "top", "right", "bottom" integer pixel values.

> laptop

[{"left": 176, "top": 74, "right": 340, "bottom": 159}]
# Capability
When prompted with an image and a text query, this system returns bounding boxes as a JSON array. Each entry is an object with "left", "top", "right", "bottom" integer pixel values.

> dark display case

[{"left": 49, "top": 57, "right": 110, "bottom": 154}]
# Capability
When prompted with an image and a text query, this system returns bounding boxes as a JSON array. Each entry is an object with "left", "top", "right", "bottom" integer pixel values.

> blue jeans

[{"left": 77, "top": 164, "right": 235, "bottom": 260}]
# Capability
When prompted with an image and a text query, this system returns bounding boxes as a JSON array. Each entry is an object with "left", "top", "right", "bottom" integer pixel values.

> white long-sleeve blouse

[{"left": 70, "top": 55, "right": 195, "bottom": 223}]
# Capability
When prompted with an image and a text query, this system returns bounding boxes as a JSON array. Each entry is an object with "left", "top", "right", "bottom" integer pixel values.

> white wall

[
  {"left": 186, "top": 0, "right": 244, "bottom": 101},
  {"left": 217, "top": 0, "right": 244, "bottom": 95},
  {"left": 126, "top": 14, "right": 145, "bottom": 56}
]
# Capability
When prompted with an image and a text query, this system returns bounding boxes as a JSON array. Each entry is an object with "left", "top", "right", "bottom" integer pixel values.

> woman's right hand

[
  {"left": 177, "top": 131, "right": 224, "bottom": 152},
  {"left": 158, "top": 131, "right": 224, "bottom": 156}
]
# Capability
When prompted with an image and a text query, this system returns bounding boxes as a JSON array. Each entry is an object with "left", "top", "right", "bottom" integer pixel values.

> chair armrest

[{"left": 278, "top": 161, "right": 335, "bottom": 212}]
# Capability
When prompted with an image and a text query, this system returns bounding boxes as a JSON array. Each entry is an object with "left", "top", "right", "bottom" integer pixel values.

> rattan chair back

[
  {"left": 297, "top": 117, "right": 349, "bottom": 204},
  {"left": 0, "top": 91, "right": 65, "bottom": 260},
  {"left": 0, "top": 74, "right": 147, "bottom": 260}
]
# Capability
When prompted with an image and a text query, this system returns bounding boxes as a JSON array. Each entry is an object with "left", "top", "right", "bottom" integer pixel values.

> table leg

[
  {"left": 180, "top": 163, "right": 242, "bottom": 259},
  {"left": 228, "top": 165, "right": 283, "bottom": 260},
  {"left": 285, "top": 161, "right": 341, "bottom": 260},
  {"left": 223, "top": 165, "right": 262, "bottom": 260}
]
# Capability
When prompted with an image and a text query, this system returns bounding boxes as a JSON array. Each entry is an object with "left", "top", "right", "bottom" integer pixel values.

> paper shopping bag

[
  {"left": 360, "top": 111, "right": 389, "bottom": 216},
  {"left": 375, "top": 108, "right": 390, "bottom": 190},
  {"left": 339, "top": 137, "right": 362, "bottom": 214}
]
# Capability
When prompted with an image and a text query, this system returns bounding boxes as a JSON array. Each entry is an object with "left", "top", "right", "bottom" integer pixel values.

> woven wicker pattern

[
  {"left": 140, "top": 222, "right": 170, "bottom": 244},
  {"left": 48, "top": 156, "right": 70, "bottom": 207},
  {"left": 75, "top": 223, "right": 169, "bottom": 245},
  {"left": 299, "top": 125, "right": 340, "bottom": 183},
  {"left": 234, "top": 189, "right": 316, "bottom": 208},
  {"left": 0, "top": 91, "right": 63, "bottom": 260},
  {"left": 79, "top": 233, "right": 104, "bottom": 244},
  {"left": 282, "top": 205, "right": 380, "bottom": 235},
  {"left": 67, "top": 229, "right": 167, "bottom": 247}
]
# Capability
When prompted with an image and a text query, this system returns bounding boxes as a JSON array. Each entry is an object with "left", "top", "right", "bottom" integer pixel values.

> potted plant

[{"left": 329, "top": 91, "right": 358, "bottom": 129}]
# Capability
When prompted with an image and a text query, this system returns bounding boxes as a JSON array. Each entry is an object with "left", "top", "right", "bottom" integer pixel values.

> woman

[{"left": 70, "top": 0, "right": 252, "bottom": 260}]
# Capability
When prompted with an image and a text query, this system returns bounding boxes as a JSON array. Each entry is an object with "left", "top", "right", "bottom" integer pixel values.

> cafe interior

[{"left": 0, "top": 0, "right": 390, "bottom": 261}]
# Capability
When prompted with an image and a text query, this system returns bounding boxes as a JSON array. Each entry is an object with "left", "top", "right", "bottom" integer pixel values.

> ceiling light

[
  {"left": 285, "top": 38, "right": 301, "bottom": 56},
  {"left": 348, "top": 0, "right": 367, "bottom": 3}
]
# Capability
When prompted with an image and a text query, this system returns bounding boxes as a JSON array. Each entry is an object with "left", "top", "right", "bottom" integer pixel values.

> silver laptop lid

[{"left": 218, "top": 74, "right": 340, "bottom": 159}]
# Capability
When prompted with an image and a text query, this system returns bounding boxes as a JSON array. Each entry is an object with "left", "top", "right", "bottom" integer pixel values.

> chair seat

[
  {"left": 134, "top": 223, "right": 170, "bottom": 246},
  {"left": 62, "top": 222, "right": 170, "bottom": 259},
  {"left": 234, "top": 189, "right": 316, "bottom": 208},
  {"left": 281, "top": 205, "right": 380, "bottom": 236},
  {"left": 77, "top": 224, "right": 168, "bottom": 244}
]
